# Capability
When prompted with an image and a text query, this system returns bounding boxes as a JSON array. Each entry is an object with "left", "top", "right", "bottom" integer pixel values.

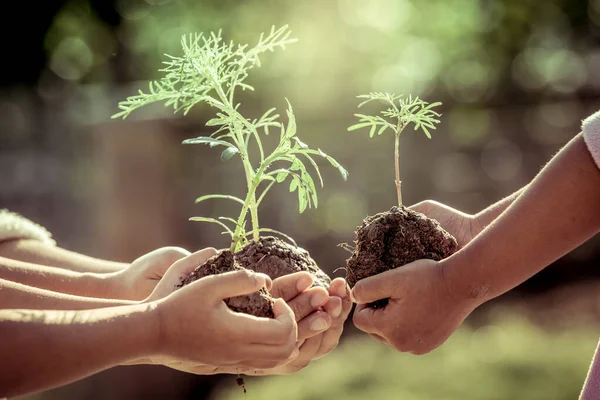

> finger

[
  {"left": 270, "top": 272, "right": 314, "bottom": 301},
  {"left": 369, "top": 333, "right": 389, "bottom": 345},
  {"left": 328, "top": 278, "right": 352, "bottom": 323},
  {"left": 322, "top": 296, "right": 343, "bottom": 319},
  {"left": 232, "top": 298, "right": 298, "bottom": 345},
  {"left": 328, "top": 278, "right": 349, "bottom": 299},
  {"left": 351, "top": 267, "right": 406, "bottom": 304},
  {"left": 289, "top": 335, "right": 322, "bottom": 369},
  {"left": 297, "top": 310, "right": 331, "bottom": 341},
  {"left": 314, "top": 324, "right": 343, "bottom": 359},
  {"left": 200, "top": 269, "right": 272, "bottom": 302},
  {"left": 171, "top": 248, "right": 218, "bottom": 279},
  {"left": 286, "top": 287, "right": 329, "bottom": 322},
  {"left": 352, "top": 303, "right": 379, "bottom": 334},
  {"left": 146, "top": 248, "right": 218, "bottom": 301},
  {"left": 408, "top": 200, "right": 433, "bottom": 214},
  {"left": 236, "top": 344, "right": 299, "bottom": 367}
]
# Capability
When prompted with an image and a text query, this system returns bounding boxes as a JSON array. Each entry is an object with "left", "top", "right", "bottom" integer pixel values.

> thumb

[
  {"left": 351, "top": 267, "right": 407, "bottom": 304},
  {"left": 200, "top": 269, "right": 272, "bottom": 303},
  {"left": 146, "top": 247, "right": 218, "bottom": 301}
]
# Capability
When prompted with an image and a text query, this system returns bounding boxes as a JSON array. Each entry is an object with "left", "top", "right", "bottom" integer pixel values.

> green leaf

[
  {"left": 276, "top": 171, "right": 288, "bottom": 183},
  {"left": 293, "top": 137, "right": 309, "bottom": 149},
  {"left": 347, "top": 122, "right": 373, "bottom": 131},
  {"left": 318, "top": 149, "right": 348, "bottom": 181},
  {"left": 289, "top": 177, "right": 299, "bottom": 192},
  {"left": 189, "top": 217, "right": 234, "bottom": 237},
  {"left": 221, "top": 147, "right": 239, "bottom": 161},
  {"left": 298, "top": 186, "right": 307, "bottom": 213},
  {"left": 195, "top": 194, "right": 244, "bottom": 205},
  {"left": 182, "top": 136, "right": 233, "bottom": 148},
  {"left": 299, "top": 153, "right": 323, "bottom": 187},
  {"left": 369, "top": 124, "right": 377, "bottom": 138},
  {"left": 284, "top": 98, "right": 297, "bottom": 139}
]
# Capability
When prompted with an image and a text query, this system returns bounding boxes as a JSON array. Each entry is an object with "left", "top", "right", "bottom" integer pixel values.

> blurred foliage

[
  {"left": 45, "top": 0, "right": 600, "bottom": 107},
  {"left": 213, "top": 312, "right": 598, "bottom": 400}
]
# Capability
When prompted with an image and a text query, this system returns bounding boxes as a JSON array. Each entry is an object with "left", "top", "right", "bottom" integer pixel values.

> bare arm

[
  {"left": 0, "top": 257, "right": 110, "bottom": 298},
  {"left": 474, "top": 186, "right": 526, "bottom": 228},
  {"left": 0, "top": 304, "right": 158, "bottom": 397},
  {"left": 0, "top": 239, "right": 127, "bottom": 273},
  {"left": 0, "top": 278, "right": 134, "bottom": 310},
  {"left": 445, "top": 134, "right": 600, "bottom": 303}
]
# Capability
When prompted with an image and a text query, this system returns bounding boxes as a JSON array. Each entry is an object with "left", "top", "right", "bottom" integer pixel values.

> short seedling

[
  {"left": 114, "top": 26, "right": 347, "bottom": 317},
  {"left": 344, "top": 93, "right": 458, "bottom": 308}
]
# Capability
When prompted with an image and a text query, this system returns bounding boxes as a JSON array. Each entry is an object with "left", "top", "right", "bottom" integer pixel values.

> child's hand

[
  {"left": 154, "top": 269, "right": 297, "bottom": 369},
  {"left": 351, "top": 259, "right": 477, "bottom": 355},
  {"left": 106, "top": 247, "right": 197, "bottom": 301},
  {"left": 160, "top": 275, "right": 352, "bottom": 376},
  {"left": 410, "top": 200, "right": 482, "bottom": 248},
  {"left": 244, "top": 275, "right": 352, "bottom": 375}
]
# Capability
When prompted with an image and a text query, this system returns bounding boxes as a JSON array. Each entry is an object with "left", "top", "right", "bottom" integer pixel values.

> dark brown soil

[
  {"left": 346, "top": 206, "right": 458, "bottom": 308},
  {"left": 235, "top": 236, "right": 331, "bottom": 288},
  {"left": 180, "top": 250, "right": 275, "bottom": 318},
  {"left": 179, "top": 236, "right": 331, "bottom": 318}
]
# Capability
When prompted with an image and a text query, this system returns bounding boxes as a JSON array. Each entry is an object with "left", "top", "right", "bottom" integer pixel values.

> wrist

[
  {"left": 439, "top": 253, "right": 489, "bottom": 311},
  {"left": 95, "top": 271, "right": 129, "bottom": 300}
]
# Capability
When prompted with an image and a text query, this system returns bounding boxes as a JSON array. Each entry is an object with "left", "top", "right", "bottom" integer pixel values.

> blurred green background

[{"left": 2, "top": 0, "right": 600, "bottom": 399}]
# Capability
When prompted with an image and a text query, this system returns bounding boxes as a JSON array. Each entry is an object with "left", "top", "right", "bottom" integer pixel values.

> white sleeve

[
  {"left": 582, "top": 110, "right": 600, "bottom": 171},
  {"left": 0, "top": 209, "right": 56, "bottom": 245}
]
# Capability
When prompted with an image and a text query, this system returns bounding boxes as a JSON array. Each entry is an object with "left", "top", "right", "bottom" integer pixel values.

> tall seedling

[{"left": 113, "top": 26, "right": 347, "bottom": 251}]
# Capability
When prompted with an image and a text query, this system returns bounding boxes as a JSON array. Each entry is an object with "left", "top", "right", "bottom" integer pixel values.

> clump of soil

[
  {"left": 180, "top": 236, "right": 331, "bottom": 318},
  {"left": 180, "top": 250, "right": 275, "bottom": 318},
  {"left": 346, "top": 206, "right": 458, "bottom": 308},
  {"left": 236, "top": 236, "right": 330, "bottom": 288}
]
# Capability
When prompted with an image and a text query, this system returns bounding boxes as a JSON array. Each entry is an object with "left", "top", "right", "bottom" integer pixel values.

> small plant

[
  {"left": 347, "top": 92, "right": 441, "bottom": 206},
  {"left": 113, "top": 25, "right": 346, "bottom": 316},
  {"left": 344, "top": 93, "right": 457, "bottom": 307}
]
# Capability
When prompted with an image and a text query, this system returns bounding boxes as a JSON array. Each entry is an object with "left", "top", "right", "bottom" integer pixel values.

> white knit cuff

[
  {"left": 582, "top": 110, "right": 600, "bottom": 171},
  {"left": 0, "top": 209, "right": 56, "bottom": 246}
]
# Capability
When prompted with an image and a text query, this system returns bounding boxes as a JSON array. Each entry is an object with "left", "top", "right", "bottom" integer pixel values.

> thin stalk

[
  {"left": 230, "top": 151, "right": 281, "bottom": 252},
  {"left": 394, "top": 121, "right": 404, "bottom": 207}
]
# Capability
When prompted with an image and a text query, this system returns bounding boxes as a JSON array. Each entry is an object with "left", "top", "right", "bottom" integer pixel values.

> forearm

[
  {"left": 0, "top": 257, "right": 110, "bottom": 298},
  {"left": 0, "top": 239, "right": 127, "bottom": 273},
  {"left": 474, "top": 187, "right": 526, "bottom": 228},
  {"left": 445, "top": 134, "right": 600, "bottom": 303},
  {"left": 0, "top": 278, "right": 135, "bottom": 310},
  {"left": 0, "top": 304, "right": 158, "bottom": 397}
]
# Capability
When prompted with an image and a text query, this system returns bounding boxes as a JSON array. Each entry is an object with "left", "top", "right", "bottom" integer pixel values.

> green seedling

[
  {"left": 113, "top": 25, "right": 347, "bottom": 252},
  {"left": 348, "top": 93, "right": 442, "bottom": 206}
]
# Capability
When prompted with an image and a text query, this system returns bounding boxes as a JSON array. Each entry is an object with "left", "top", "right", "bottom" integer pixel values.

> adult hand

[{"left": 351, "top": 259, "right": 477, "bottom": 355}]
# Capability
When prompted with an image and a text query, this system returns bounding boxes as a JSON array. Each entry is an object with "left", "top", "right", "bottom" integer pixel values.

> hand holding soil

[
  {"left": 104, "top": 246, "right": 195, "bottom": 301},
  {"left": 409, "top": 200, "right": 483, "bottom": 248},
  {"left": 351, "top": 258, "right": 477, "bottom": 354},
  {"left": 160, "top": 274, "right": 351, "bottom": 376},
  {"left": 154, "top": 268, "right": 298, "bottom": 369}
]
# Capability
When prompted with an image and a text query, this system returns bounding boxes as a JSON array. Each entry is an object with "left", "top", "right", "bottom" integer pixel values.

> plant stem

[{"left": 394, "top": 125, "right": 403, "bottom": 207}]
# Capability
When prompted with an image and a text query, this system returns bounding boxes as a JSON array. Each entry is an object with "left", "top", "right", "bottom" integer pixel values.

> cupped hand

[
  {"left": 106, "top": 246, "right": 200, "bottom": 301},
  {"left": 162, "top": 274, "right": 352, "bottom": 376},
  {"left": 410, "top": 200, "right": 483, "bottom": 248},
  {"left": 154, "top": 269, "right": 298, "bottom": 369},
  {"left": 351, "top": 259, "right": 476, "bottom": 355}
]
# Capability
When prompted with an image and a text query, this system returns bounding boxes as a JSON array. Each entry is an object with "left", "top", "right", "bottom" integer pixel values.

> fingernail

[
  {"left": 310, "top": 318, "right": 328, "bottom": 331},
  {"left": 310, "top": 291, "right": 328, "bottom": 308},
  {"left": 332, "top": 304, "right": 342, "bottom": 318},
  {"left": 255, "top": 273, "right": 271, "bottom": 286}
]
